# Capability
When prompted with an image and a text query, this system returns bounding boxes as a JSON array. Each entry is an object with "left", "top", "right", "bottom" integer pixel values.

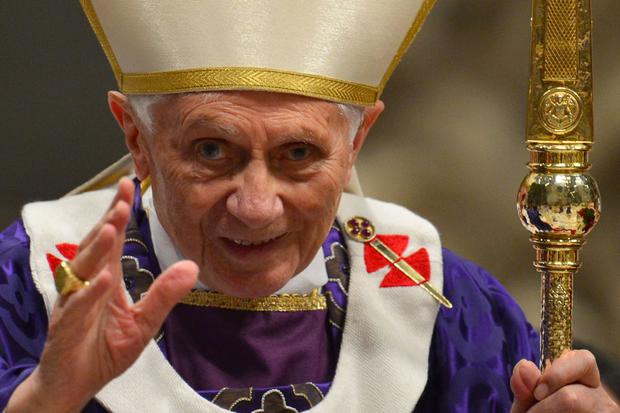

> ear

[
  {"left": 107, "top": 91, "right": 150, "bottom": 180},
  {"left": 342, "top": 100, "right": 384, "bottom": 188},
  {"left": 347, "top": 99, "right": 384, "bottom": 165}
]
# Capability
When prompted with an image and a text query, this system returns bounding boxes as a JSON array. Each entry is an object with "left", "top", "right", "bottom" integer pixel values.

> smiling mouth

[{"left": 225, "top": 233, "right": 287, "bottom": 247}]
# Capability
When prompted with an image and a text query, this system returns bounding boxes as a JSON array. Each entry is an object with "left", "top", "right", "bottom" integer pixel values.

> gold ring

[{"left": 54, "top": 261, "right": 90, "bottom": 296}]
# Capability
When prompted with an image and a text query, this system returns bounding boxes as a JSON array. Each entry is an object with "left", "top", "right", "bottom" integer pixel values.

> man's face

[{"left": 137, "top": 92, "right": 362, "bottom": 297}]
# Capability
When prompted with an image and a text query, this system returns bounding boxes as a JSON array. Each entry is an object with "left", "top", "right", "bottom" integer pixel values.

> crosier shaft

[{"left": 517, "top": 0, "right": 600, "bottom": 369}]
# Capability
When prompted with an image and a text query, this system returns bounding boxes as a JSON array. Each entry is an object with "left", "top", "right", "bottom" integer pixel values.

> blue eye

[
  {"left": 198, "top": 141, "right": 224, "bottom": 160},
  {"left": 287, "top": 146, "right": 311, "bottom": 161}
]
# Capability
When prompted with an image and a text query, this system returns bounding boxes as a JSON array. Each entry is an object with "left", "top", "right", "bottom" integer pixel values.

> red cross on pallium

[
  {"left": 46, "top": 243, "right": 78, "bottom": 274},
  {"left": 363, "top": 235, "right": 431, "bottom": 288}
]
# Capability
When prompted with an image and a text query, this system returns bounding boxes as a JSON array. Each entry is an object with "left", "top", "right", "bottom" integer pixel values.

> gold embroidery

[
  {"left": 79, "top": 0, "right": 437, "bottom": 105},
  {"left": 212, "top": 387, "right": 253, "bottom": 410},
  {"left": 180, "top": 289, "right": 327, "bottom": 312},
  {"left": 121, "top": 67, "right": 378, "bottom": 106},
  {"left": 291, "top": 383, "right": 324, "bottom": 408}
]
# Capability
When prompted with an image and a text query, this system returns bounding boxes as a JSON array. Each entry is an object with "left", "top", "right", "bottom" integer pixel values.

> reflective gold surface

[
  {"left": 539, "top": 87, "right": 583, "bottom": 134},
  {"left": 54, "top": 260, "right": 90, "bottom": 296},
  {"left": 543, "top": 0, "right": 578, "bottom": 81},
  {"left": 344, "top": 216, "right": 377, "bottom": 242},
  {"left": 518, "top": 0, "right": 599, "bottom": 368},
  {"left": 517, "top": 171, "right": 599, "bottom": 238},
  {"left": 393, "top": 259, "right": 453, "bottom": 309},
  {"left": 526, "top": 0, "right": 593, "bottom": 144},
  {"left": 541, "top": 271, "right": 574, "bottom": 366}
]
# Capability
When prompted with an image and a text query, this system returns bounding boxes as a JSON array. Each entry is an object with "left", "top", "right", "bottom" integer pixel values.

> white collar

[{"left": 141, "top": 189, "right": 327, "bottom": 295}]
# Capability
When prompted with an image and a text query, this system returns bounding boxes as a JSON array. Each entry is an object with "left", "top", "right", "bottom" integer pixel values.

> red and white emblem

[{"left": 363, "top": 235, "right": 430, "bottom": 288}]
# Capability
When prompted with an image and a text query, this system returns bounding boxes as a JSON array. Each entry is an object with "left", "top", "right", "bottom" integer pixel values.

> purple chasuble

[
  {"left": 164, "top": 305, "right": 335, "bottom": 390},
  {"left": 0, "top": 186, "right": 539, "bottom": 412}
]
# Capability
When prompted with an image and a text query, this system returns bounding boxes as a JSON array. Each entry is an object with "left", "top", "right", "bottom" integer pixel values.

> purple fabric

[
  {"left": 165, "top": 305, "right": 335, "bottom": 389},
  {"left": 120, "top": 182, "right": 347, "bottom": 411},
  {"left": 153, "top": 223, "right": 348, "bottom": 411},
  {"left": 413, "top": 249, "right": 540, "bottom": 412},
  {"left": 0, "top": 220, "right": 48, "bottom": 408},
  {"left": 0, "top": 208, "right": 540, "bottom": 412},
  {"left": 321, "top": 224, "right": 349, "bottom": 347}
]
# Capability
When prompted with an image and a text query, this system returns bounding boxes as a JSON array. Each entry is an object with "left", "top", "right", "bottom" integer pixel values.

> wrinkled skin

[
  {"left": 7, "top": 92, "right": 383, "bottom": 412},
  {"left": 114, "top": 91, "right": 383, "bottom": 297}
]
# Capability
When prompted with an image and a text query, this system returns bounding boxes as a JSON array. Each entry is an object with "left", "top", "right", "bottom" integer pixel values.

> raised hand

[
  {"left": 511, "top": 349, "right": 620, "bottom": 413},
  {"left": 7, "top": 178, "right": 198, "bottom": 413}
]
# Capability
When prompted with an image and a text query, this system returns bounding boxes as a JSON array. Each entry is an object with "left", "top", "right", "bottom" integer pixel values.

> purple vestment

[{"left": 0, "top": 191, "right": 539, "bottom": 412}]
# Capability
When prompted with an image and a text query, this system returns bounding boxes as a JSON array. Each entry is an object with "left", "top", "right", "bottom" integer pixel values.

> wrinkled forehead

[{"left": 147, "top": 91, "right": 350, "bottom": 134}]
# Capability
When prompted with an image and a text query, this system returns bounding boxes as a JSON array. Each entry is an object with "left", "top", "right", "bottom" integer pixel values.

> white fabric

[
  {"left": 275, "top": 249, "right": 326, "bottom": 295},
  {"left": 22, "top": 189, "right": 117, "bottom": 315},
  {"left": 22, "top": 190, "right": 443, "bottom": 412},
  {"left": 89, "top": 0, "right": 426, "bottom": 87},
  {"left": 141, "top": 188, "right": 328, "bottom": 294}
]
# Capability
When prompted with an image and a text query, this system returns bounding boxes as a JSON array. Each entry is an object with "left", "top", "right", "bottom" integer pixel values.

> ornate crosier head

[{"left": 516, "top": 0, "right": 600, "bottom": 368}]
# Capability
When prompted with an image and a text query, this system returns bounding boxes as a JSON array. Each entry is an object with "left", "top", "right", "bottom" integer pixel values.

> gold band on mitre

[
  {"left": 80, "top": 0, "right": 437, "bottom": 105},
  {"left": 54, "top": 261, "right": 90, "bottom": 296}
]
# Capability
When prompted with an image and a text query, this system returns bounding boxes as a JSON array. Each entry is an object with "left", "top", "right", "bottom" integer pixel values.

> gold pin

[{"left": 343, "top": 216, "right": 452, "bottom": 309}]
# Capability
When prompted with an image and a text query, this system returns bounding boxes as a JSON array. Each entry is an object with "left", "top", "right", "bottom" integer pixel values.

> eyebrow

[
  {"left": 182, "top": 118, "right": 241, "bottom": 137},
  {"left": 269, "top": 128, "right": 330, "bottom": 152}
]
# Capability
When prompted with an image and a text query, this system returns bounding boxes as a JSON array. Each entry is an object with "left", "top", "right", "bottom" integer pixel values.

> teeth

[{"left": 231, "top": 237, "right": 277, "bottom": 246}]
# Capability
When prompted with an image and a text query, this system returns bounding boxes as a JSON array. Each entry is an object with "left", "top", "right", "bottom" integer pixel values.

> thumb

[{"left": 510, "top": 359, "right": 541, "bottom": 413}]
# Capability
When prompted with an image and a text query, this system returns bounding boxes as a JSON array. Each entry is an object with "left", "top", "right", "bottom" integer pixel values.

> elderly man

[{"left": 1, "top": 1, "right": 619, "bottom": 412}]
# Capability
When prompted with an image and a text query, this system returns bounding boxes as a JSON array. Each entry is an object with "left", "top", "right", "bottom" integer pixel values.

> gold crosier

[{"left": 517, "top": 0, "right": 600, "bottom": 369}]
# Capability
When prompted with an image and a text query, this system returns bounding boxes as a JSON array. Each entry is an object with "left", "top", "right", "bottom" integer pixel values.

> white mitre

[
  {"left": 80, "top": 0, "right": 436, "bottom": 106},
  {"left": 72, "top": 0, "right": 437, "bottom": 196}
]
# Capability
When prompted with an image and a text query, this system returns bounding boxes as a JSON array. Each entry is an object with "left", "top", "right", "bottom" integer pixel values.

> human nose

[{"left": 225, "top": 161, "right": 284, "bottom": 229}]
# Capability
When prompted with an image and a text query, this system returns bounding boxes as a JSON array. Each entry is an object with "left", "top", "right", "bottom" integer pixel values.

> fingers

[
  {"left": 132, "top": 260, "right": 198, "bottom": 338},
  {"left": 71, "top": 179, "right": 134, "bottom": 283},
  {"left": 69, "top": 223, "right": 116, "bottom": 282},
  {"left": 78, "top": 178, "right": 135, "bottom": 251},
  {"left": 69, "top": 199, "right": 130, "bottom": 282},
  {"left": 534, "top": 350, "right": 601, "bottom": 401},
  {"left": 527, "top": 384, "right": 619, "bottom": 413},
  {"left": 58, "top": 178, "right": 134, "bottom": 307},
  {"left": 50, "top": 267, "right": 116, "bottom": 327},
  {"left": 510, "top": 359, "right": 542, "bottom": 413},
  {"left": 60, "top": 269, "right": 115, "bottom": 317}
]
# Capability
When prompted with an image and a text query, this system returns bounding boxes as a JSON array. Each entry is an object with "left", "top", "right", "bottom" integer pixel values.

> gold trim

[
  {"left": 377, "top": 0, "right": 438, "bottom": 97},
  {"left": 80, "top": 0, "right": 437, "bottom": 105},
  {"left": 80, "top": 0, "right": 122, "bottom": 86},
  {"left": 140, "top": 176, "right": 151, "bottom": 195},
  {"left": 180, "top": 289, "right": 327, "bottom": 312},
  {"left": 122, "top": 67, "right": 379, "bottom": 106}
]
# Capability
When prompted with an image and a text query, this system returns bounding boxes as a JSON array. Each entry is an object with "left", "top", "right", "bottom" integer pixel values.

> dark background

[{"left": 2, "top": 2, "right": 618, "bottom": 360}]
